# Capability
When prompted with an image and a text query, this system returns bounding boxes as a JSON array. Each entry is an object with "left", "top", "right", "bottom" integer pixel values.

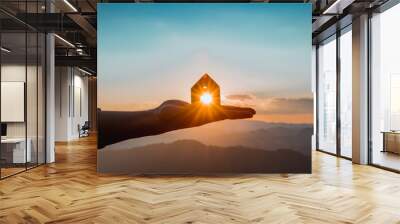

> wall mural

[{"left": 97, "top": 3, "right": 312, "bottom": 174}]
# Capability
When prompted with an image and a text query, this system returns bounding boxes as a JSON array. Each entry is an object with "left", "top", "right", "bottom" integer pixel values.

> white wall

[
  {"left": 1, "top": 63, "right": 46, "bottom": 164},
  {"left": 55, "top": 67, "right": 70, "bottom": 141},
  {"left": 1, "top": 65, "right": 38, "bottom": 138},
  {"left": 72, "top": 73, "right": 89, "bottom": 138},
  {"left": 1, "top": 65, "right": 27, "bottom": 141},
  {"left": 55, "top": 67, "right": 89, "bottom": 141}
]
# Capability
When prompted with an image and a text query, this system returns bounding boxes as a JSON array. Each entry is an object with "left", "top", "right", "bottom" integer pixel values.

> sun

[{"left": 200, "top": 92, "right": 213, "bottom": 105}]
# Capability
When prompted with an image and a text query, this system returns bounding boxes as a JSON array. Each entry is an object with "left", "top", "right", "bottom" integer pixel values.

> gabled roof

[{"left": 191, "top": 73, "right": 219, "bottom": 89}]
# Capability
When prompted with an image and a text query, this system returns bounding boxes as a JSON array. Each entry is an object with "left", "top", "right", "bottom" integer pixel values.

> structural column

[
  {"left": 46, "top": 0, "right": 55, "bottom": 163},
  {"left": 352, "top": 14, "right": 369, "bottom": 164}
]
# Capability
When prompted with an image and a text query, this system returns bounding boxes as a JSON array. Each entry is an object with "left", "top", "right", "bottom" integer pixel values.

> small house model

[{"left": 191, "top": 73, "right": 221, "bottom": 105}]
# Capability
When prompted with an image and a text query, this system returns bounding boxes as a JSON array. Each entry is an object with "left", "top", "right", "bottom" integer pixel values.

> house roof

[{"left": 191, "top": 73, "right": 219, "bottom": 89}]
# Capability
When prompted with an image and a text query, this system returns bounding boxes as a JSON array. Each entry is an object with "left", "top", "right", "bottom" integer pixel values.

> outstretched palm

[
  {"left": 153, "top": 100, "right": 256, "bottom": 131},
  {"left": 98, "top": 100, "right": 256, "bottom": 148}
]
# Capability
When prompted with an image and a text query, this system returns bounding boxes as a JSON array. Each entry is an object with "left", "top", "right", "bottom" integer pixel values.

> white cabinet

[{"left": 1, "top": 138, "right": 32, "bottom": 163}]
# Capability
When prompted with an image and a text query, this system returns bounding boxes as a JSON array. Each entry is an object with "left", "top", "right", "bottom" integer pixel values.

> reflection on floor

[
  {"left": 340, "top": 148, "right": 352, "bottom": 158},
  {"left": 0, "top": 167, "right": 25, "bottom": 178},
  {"left": 0, "top": 135, "right": 400, "bottom": 223},
  {"left": 373, "top": 150, "right": 400, "bottom": 170},
  {"left": 0, "top": 162, "right": 42, "bottom": 178}
]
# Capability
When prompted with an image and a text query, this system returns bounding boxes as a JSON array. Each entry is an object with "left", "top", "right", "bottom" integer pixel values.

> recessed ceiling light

[
  {"left": 78, "top": 67, "right": 93, "bottom": 76},
  {"left": 63, "top": 0, "right": 78, "bottom": 12},
  {"left": 54, "top": 34, "right": 75, "bottom": 48},
  {"left": 1, "top": 47, "right": 11, "bottom": 53},
  {"left": 322, "top": 0, "right": 353, "bottom": 15}
]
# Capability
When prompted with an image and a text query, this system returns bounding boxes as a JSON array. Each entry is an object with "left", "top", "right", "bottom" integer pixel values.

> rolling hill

[{"left": 98, "top": 139, "right": 311, "bottom": 174}]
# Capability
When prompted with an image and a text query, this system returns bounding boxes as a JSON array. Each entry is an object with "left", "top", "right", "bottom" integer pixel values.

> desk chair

[{"left": 78, "top": 121, "right": 90, "bottom": 138}]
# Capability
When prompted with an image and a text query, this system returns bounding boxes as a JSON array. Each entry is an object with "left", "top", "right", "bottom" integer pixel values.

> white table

[{"left": 1, "top": 138, "right": 31, "bottom": 163}]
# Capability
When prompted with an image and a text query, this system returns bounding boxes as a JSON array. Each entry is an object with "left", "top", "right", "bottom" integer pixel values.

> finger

[
  {"left": 225, "top": 110, "right": 255, "bottom": 119},
  {"left": 220, "top": 106, "right": 256, "bottom": 115},
  {"left": 220, "top": 106, "right": 256, "bottom": 119}
]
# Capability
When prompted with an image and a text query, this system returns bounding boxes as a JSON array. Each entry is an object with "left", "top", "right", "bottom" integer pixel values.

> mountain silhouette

[
  {"left": 200, "top": 126, "right": 312, "bottom": 154},
  {"left": 98, "top": 139, "right": 311, "bottom": 174},
  {"left": 107, "top": 120, "right": 313, "bottom": 155}
]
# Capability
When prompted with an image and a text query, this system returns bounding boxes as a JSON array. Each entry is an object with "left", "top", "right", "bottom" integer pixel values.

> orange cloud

[
  {"left": 99, "top": 102, "right": 160, "bottom": 111},
  {"left": 223, "top": 94, "right": 313, "bottom": 115},
  {"left": 225, "top": 94, "right": 253, "bottom": 101},
  {"left": 252, "top": 114, "right": 313, "bottom": 124}
]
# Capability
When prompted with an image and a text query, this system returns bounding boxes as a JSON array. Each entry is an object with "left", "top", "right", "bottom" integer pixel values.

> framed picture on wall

[{"left": 97, "top": 3, "right": 313, "bottom": 174}]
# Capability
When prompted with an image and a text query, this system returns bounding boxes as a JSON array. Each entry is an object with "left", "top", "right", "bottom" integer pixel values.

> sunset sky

[{"left": 98, "top": 3, "right": 312, "bottom": 124}]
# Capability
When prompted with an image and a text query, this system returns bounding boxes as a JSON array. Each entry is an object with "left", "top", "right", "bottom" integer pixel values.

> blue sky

[{"left": 98, "top": 3, "right": 312, "bottom": 122}]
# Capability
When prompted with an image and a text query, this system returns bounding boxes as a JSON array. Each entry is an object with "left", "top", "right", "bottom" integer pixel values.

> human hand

[
  {"left": 153, "top": 100, "right": 256, "bottom": 132},
  {"left": 97, "top": 100, "right": 255, "bottom": 148}
]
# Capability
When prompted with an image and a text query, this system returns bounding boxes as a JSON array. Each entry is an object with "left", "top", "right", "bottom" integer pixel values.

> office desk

[
  {"left": 382, "top": 131, "right": 400, "bottom": 154},
  {"left": 1, "top": 138, "right": 31, "bottom": 164}
]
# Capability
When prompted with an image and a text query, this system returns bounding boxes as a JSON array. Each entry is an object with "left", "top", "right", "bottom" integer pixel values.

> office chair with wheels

[{"left": 78, "top": 121, "right": 90, "bottom": 138}]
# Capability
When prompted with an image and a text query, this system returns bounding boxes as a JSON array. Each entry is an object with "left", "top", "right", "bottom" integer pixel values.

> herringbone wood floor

[{"left": 1, "top": 135, "right": 400, "bottom": 224}]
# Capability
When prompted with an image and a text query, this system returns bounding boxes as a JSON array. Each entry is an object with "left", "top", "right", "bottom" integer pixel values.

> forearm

[{"left": 97, "top": 109, "right": 162, "bottom": 148}]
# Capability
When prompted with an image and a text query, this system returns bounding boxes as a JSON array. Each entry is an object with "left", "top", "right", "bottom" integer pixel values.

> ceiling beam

[
  {"left": 67, "top": 13, "right": 97, "bottom": 46},
  {"left": 323, "top": 0, "right": 356, "bottom": 14},
  {"left": 55, "top": 55, "right": 96, "bottom": 72}
]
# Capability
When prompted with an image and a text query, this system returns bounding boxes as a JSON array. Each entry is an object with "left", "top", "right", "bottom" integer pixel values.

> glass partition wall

[
  {"left": 316, "top": 26, "right": 352, "bottom": 159},
  {"left": 0, "top": 31, "right": 27, "bottom": 177},
  {"left": 370, "top": 3, "right": 400, "bottom": 171},
  {"left": 0, "top": 3, "right": 46, "bottom": 179}
]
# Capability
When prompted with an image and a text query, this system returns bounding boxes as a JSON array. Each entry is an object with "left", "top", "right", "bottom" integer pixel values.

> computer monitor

[{"left": 1, "top": 123, "right": 7, "bottom": 137}]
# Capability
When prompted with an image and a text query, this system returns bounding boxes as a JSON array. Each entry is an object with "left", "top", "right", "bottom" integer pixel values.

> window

[
  {"left": 371, "top": 3, "right": 400, "bottom": 171},
  {"left": 390, "top": 74, "right": 400, "bottom": 130},
  {"left": 316, "top": 26, "right": 353, "bottom": 159},
  {"left": 339, "top": 27, "right": 352, "bottom": 158},
  {"left": 317, "top": 35, "right": 337, "bottom": 154}
]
